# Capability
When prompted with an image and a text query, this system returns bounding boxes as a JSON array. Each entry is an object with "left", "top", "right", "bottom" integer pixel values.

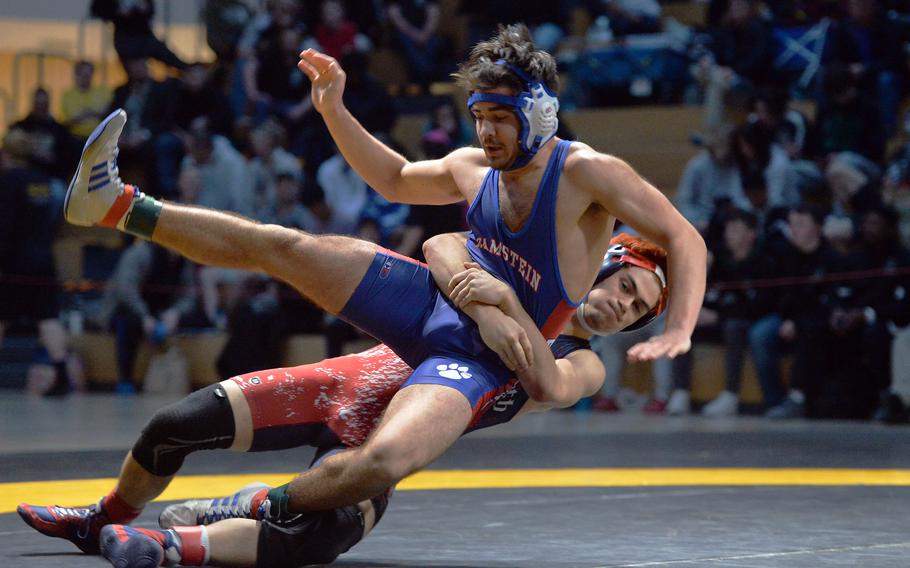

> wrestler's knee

[
  {"left": 260, "top": 224, "right": 313, "bottom": 256},
  {"left": 131, "top": 385, "right": 235, "bottom": 476},
  {"left": 359, "top": 439, "right": 418, "bottom": 486}
]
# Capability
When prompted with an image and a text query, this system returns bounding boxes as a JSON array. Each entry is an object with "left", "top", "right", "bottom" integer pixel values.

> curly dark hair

[{"left": 453, "top": 23, "right": 559, "bottom": 94}]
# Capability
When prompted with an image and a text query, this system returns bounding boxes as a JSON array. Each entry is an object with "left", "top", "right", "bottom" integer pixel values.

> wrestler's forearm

[
  {"left": 425, "top": 232, "right": 558, "bottom": 385},
  {"left": 320, "top": 105, "right": 410, "bottom": 199},
  {"left": 499, "top": 295, "right": 563, "bottom": 402},
  {"left": 424, "top": 233, "right": 517, "bottom": 331},
  {"left": 424, "top": 232, "right": 470, "bottom": 295},
  {"left": 664, "top": 226, "right": 707, "bottom": 337}
]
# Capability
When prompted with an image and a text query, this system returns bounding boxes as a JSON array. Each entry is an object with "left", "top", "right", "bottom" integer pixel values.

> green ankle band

[
  {"left": 266, "top": 483, "right": 293, "bottom": 521},
  {"left": 124, "top": 195, "right": 163, "bottom": 239}
]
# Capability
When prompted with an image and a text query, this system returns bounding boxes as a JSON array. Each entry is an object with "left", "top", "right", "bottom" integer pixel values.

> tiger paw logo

[{"left": 436, "top": 363, "right": 472, "bottom": 380}]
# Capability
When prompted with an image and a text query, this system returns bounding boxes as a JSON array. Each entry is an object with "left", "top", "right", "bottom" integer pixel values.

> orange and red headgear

[{"left": 580, "top": 234, "right": 669, "bottom": 334}]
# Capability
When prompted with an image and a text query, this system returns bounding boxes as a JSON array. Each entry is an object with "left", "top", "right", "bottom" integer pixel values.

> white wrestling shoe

[
  {"left": 64, "top": 108, "right": 129, "bottom": 227},
  {"left": 158, "top": 482, "right": 271, "bottom": 528},
  {"left": 65, "top": 108, "right": 164, "bottom": 239}
]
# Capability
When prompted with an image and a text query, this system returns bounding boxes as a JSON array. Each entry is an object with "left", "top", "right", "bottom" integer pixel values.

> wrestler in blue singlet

[
  {"left": 466, "top": 139, "right": 579, "bottom": 338},
  {"left": 338, "top": 141, "right": 577, "bottom": 415}
]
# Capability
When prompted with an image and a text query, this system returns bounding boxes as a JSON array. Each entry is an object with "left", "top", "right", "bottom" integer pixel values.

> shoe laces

[
  {"left": 51, "top": 502, "right": 100, "bottom": 540},
  {"left": 108, "top": 149, "right": 123, "bottom": 187},
  {"left": 202, "top": 494, "right": 254, "bottom": 524}
]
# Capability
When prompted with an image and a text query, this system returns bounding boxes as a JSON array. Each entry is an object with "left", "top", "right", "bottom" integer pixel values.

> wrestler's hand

[
  {"left": 449, "top": 263, "right": 512, "bottom": 309},
  {"left": 297, "top": 49, "right": 346, "bottom": 115},
  {"left": 468, "top": 304, "right": 533, "bottom": 371},
  {"left": 625, "top": 331, "right": 691, "bottom": 362}
]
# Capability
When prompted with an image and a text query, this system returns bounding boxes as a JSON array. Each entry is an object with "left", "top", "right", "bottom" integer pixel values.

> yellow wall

[{"left": 0, "top": 17, "right": 212, "bottom": 131}]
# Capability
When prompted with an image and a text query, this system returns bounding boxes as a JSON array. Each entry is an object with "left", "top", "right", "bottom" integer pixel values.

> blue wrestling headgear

[
  {"left": 576, "top": 244, "right": 668, "bottom": 335},
  {"left": 466, "top": 59, "right": 560, "bottom": 171}
]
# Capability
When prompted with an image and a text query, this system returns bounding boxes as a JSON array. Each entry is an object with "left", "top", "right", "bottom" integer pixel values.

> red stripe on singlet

[
  {"left": 379, "top": 246, "right": 428, "bottom": 268},
  {"left": 540, "top": 301, "right": 576, "bottom": 340},
  {"left": 468, "top": 381, "right": 513, "bottom": 428}
]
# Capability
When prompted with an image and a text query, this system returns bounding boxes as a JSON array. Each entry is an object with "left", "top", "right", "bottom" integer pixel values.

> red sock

[
  {"left": 170, "top": 526, "right": 210, "bottom": 566},
  {"left": 101, "top": 489, "right": 142, "bottom": 524}
]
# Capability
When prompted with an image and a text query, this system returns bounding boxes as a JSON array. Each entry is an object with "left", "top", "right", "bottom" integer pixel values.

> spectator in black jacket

[
  {"left": 693, "top": 0, "right": 777, "bottom": 124},
  {"left": 844, "top": 206, "right": 910, "bottom": 422},
  {"left": 824, "top": 0, "right": 908, "bottom": 138},
  {"left": 109, "top": 57, "right": 175, "bottom": 194},
  {"left": 0, "top": 129, "right": 73, "bottom": 396},
  {"left": 10, "top": 89, "right": 78, "bottom": 181},
  {"left": 815, "top": 65, "right": 886, "bottom": 163},
  {"left": 668, "top": 209, "right": 774, "bottom": 416},
  {"left": 757, "top": 205, "right": 847, "bottom": 418},
  {"left": 91, "top": 0, "right": 190, "bottom": 70}
]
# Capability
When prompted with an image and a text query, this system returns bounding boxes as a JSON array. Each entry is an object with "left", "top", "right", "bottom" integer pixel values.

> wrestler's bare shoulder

[
  {"left": 443, "top": 146, "right": 488, "bottom": 168},
  {"left": 561, "top": 142, "right": 624, "bottom": 172},
  {"left": 443, "top": 146, "right": 490, "bottom": 189}
]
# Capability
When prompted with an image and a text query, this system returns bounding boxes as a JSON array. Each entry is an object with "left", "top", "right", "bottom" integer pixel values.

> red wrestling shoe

[
  {"left": 18, "top": 500, "right": 112, "bottom": 554},
  {"left": 18, "top": 490, "right": 140, "bottom": 554}
]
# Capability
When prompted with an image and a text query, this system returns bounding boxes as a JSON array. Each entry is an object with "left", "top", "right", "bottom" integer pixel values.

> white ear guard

[{"left": 466, "top": 59, "right": 559, "bottom": 170}]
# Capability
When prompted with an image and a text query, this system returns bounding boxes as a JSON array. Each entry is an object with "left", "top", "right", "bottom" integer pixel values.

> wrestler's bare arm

[
  {"left": 422, "top": 233, "right": 533, "bottom": 371},
  {"left": 423, "top": 233, "right": 603, "bottom": 404},
  {"left": 451, "top": 266, "right": 604, "bottom": 405},
  {"left": 568, "top": 148, "right": 707, "bottom": 360},
  {"left": 542, "top": 351, "right": 605, "bottom": 409},
  {"left": 298, "top": 49, "right": 482, "bottom": 205}
]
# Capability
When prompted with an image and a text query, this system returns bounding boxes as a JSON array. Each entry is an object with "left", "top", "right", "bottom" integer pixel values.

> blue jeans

[{"left": 748, "top": 314, "right": 786, "bottom": 408}]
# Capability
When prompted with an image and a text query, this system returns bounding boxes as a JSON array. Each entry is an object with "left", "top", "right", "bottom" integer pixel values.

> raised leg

[{"left": 64, "top": 109, "right": 378, "bottom": 315}]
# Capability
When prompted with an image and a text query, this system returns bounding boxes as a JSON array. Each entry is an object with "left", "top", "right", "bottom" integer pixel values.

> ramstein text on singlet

[{"left": 472, "top": 236, "right": 542, "bottom": 291}]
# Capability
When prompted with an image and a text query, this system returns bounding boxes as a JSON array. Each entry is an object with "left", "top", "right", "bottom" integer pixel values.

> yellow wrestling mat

[{"left": 4, "top": 468, "right": 910, "bottom": 514}]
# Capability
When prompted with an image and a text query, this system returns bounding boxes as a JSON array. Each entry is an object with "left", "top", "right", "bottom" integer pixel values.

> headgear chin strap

[
  {"left": 577, "top": 243, "right": 668, "bottom": 335},
  {"left": 467, "top": 59, "right": 559, "bottom": 171}
]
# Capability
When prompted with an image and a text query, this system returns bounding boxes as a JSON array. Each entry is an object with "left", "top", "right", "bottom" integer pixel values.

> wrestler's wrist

[
  {"left": 463, "top": 302, "right": 501, "bottom": 323},
  {"left": 500, "top": 294, "right": 522, "bottom": 318},
  {"left": 320, "top": 101, "right": 347, "bottom": 120}
]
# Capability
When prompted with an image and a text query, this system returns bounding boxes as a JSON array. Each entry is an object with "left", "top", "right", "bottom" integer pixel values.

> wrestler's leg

[
  {"left": 283, "top": 383, "right": 472, "bottom": 512},
  {"left": 17, "top": 381, "right": 251, "bottom": 553},
  {"left": 104, "top": 450, "right": 387, "bottom": 568},
  {"left": 100, "top": 494, "right": 380, "bottom": 568},
  {"left": 115, "top": 379, "right": 254, "bottom": 509},
  {"left": 150, "top": 204, "right": 375, "bottom": 314},
  {"left": 65, "top": 109, "right": 376, "bottom": 314}
]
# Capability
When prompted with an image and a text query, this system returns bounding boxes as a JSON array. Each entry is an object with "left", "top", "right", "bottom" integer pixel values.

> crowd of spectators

[
  {"left": 1, "top": 1, "right": 910, "bottom": 424},
  {"left": 588, "top": 0, "right": 910, "bottom": 423}
]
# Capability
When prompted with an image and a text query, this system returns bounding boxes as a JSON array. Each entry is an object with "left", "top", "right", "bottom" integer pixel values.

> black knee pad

[
  {"left": 131, "top": 384, "right": 235, "bottom": 476},
  {"left": 256, "top": 505, "right": 364, "bottom": 568}
]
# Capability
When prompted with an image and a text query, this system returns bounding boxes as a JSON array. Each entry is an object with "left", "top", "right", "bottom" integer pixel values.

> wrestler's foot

[
  {"left": 65, "top": 109, "right": 161, "bottom": 237},
  {"left": 101, "top": 524, "right": 209, "bottom": 567},
  {"left": 64, "top": 109, "right": 128, "bottom": 227},
  {"left": 100, "top": 525, "right": 165, "bottom": 568},
  {"left": 159, "top": 482, "right": 271, "bottom": 528},
  {"left": 18, "top": 500, "right": 112, "bottom": 554}
]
